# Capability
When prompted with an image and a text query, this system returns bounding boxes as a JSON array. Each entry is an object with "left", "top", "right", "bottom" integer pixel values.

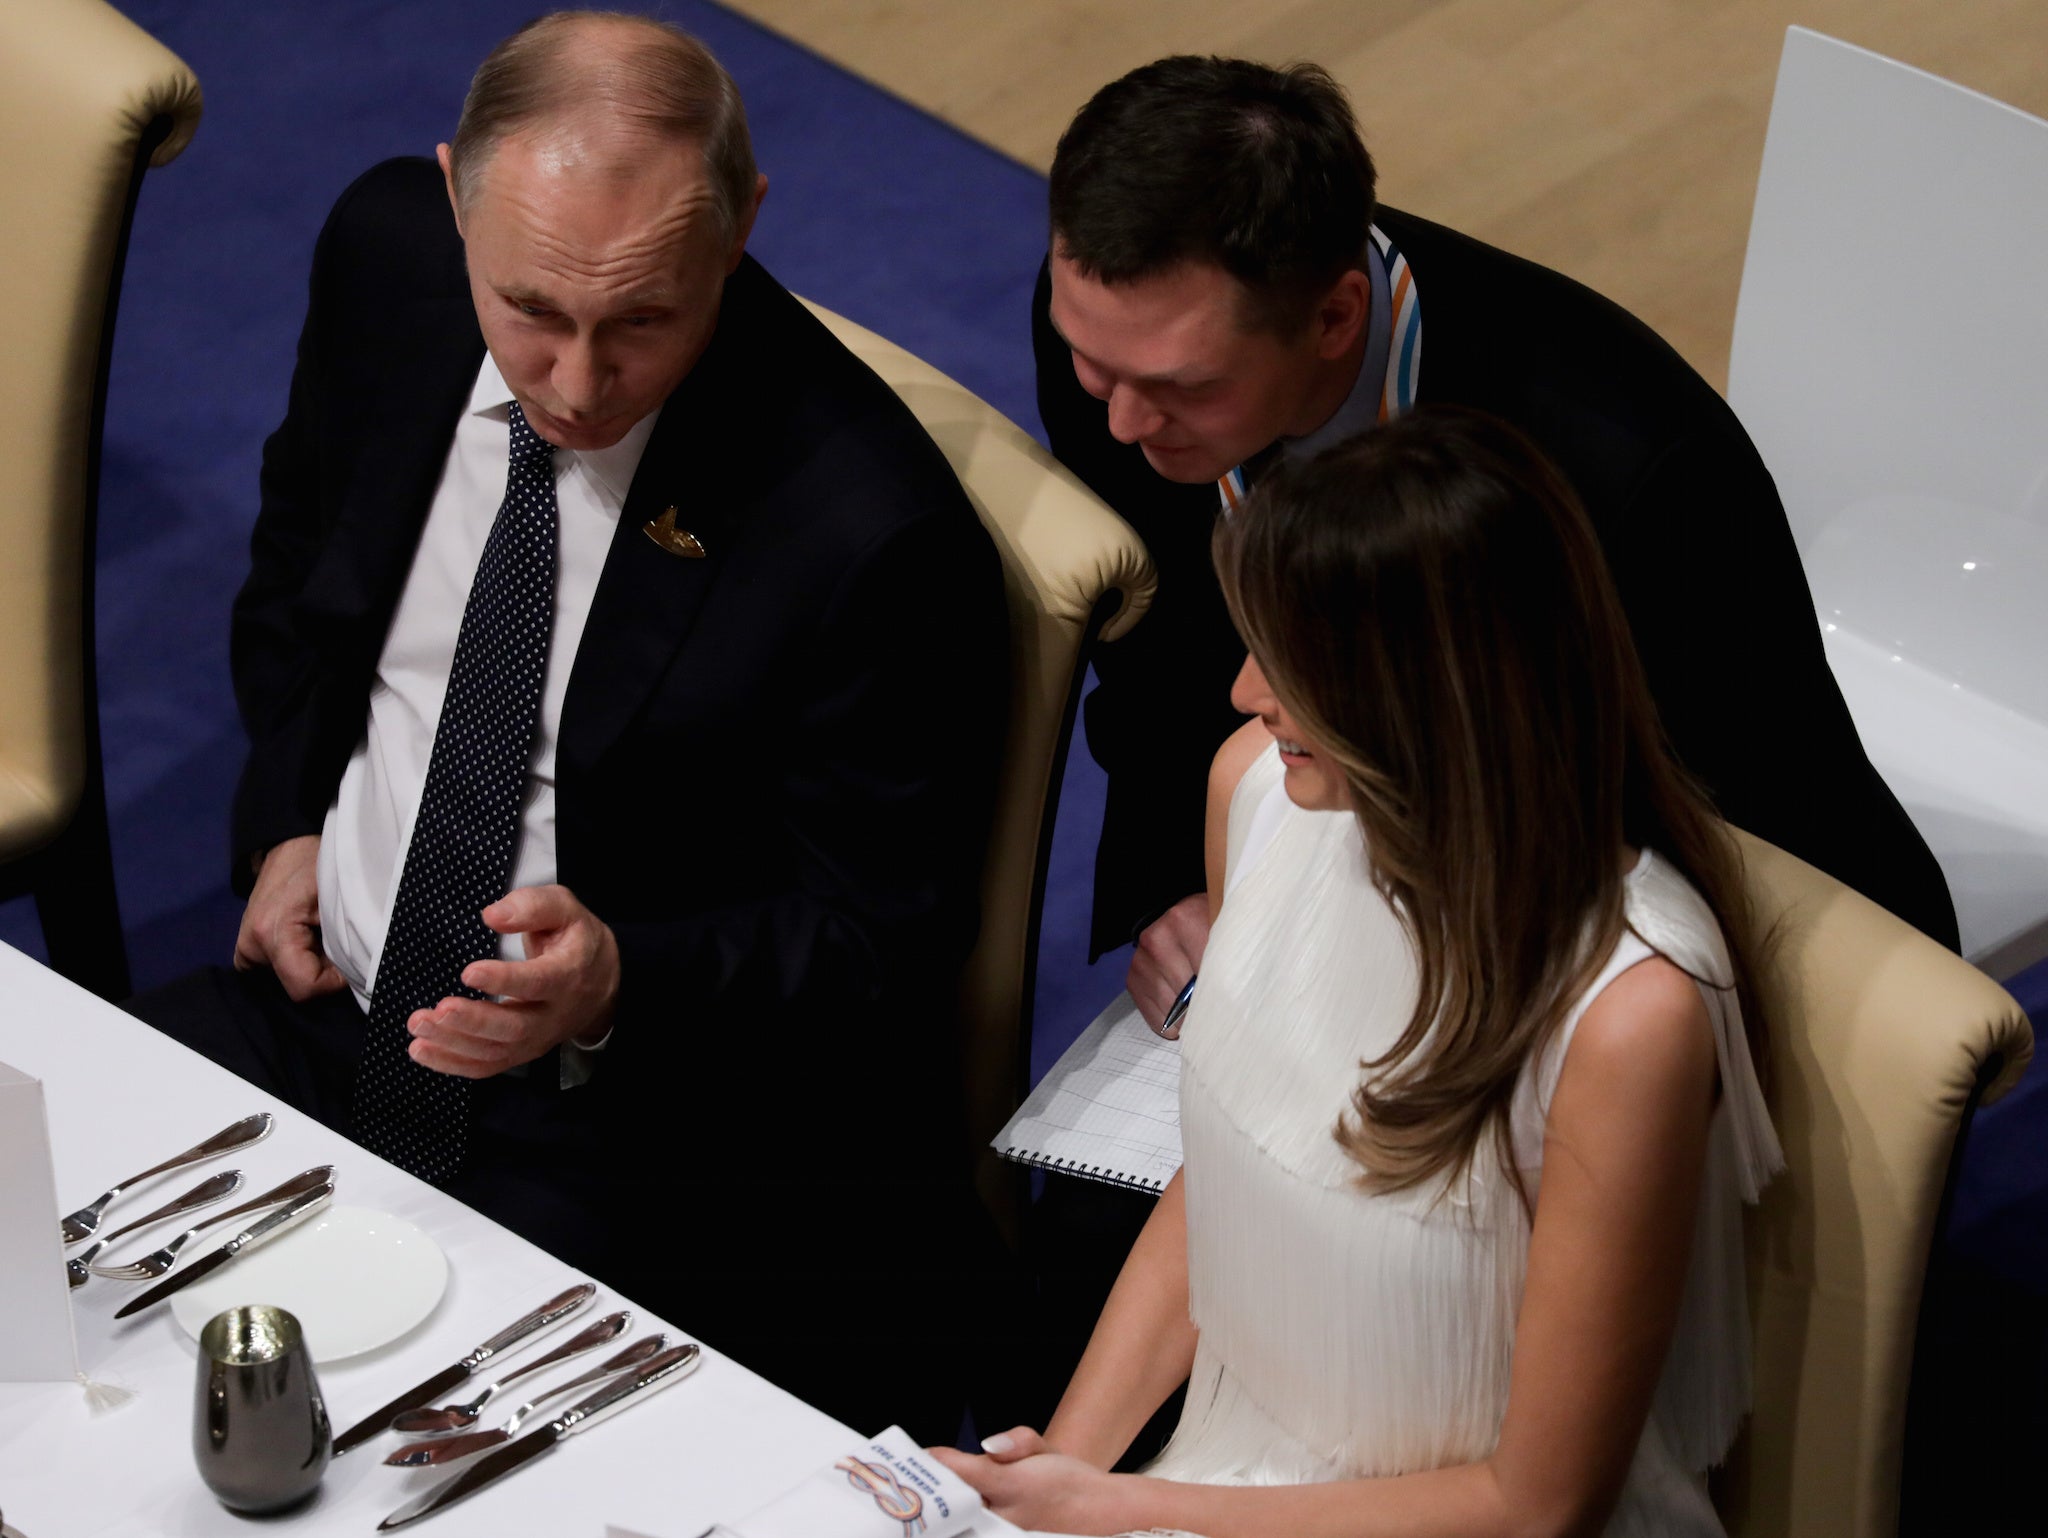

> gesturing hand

[
  {"left": 234, "top": 834, "right": 346, "bottom": 1002},
  {"left": 404, "top": 884, "right": 620, "bottom": 1078},
  {"left": 1126, "top": 892, "right": 1211, "bottom": 1037},
  {"left": 929, "top": 1428, "right": 1135, "bottom": 1536}
]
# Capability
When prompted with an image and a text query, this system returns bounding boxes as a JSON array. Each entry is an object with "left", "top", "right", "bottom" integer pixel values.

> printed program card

[{"left": 692, "top": 1425, "right": 982, "bottom": 1538}]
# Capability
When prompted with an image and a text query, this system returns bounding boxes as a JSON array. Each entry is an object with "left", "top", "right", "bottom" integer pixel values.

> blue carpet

[{"left": 5, "top": 0, "right": 2040, "bottom": 1474}]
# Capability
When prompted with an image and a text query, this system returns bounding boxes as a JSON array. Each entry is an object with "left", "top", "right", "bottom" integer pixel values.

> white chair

[{"left": 1727, "top": 27, "right": 2048, "bottom": 976}]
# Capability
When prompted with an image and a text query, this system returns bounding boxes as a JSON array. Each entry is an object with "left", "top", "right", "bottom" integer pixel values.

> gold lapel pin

[{"left": 642, "top": 506, "right": 707, "bottom": 559}]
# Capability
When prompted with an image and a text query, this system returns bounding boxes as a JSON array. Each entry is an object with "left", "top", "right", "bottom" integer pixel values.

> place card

[
  {"left": 635, "top": 1425, "right": 982, "bottom": 1538},
  {"left": 0, "top": 1061, "right": 79, "bottom": 1382}
]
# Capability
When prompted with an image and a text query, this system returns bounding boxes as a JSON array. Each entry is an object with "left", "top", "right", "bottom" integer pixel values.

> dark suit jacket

[
  {"left": 232, "top": 157, "right": 1008, "bottom": 1192},
  {"left": 1035, "top": 207, "right": 1958, "bottom": 954}
]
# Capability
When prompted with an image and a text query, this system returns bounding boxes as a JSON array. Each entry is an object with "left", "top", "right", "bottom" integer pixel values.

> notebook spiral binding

[{"left": 995, "top": 1145, "right": 1168, "bottom": 1193}]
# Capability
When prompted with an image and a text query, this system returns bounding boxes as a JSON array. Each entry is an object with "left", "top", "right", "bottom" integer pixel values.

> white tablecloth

[{"left": 0, "top": 943, "right": 1030, "bottom": 1537}]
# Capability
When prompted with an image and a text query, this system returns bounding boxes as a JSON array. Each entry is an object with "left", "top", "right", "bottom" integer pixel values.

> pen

[{"left": 1160, "top": 973, "right": 1198, "bottom": 1037}]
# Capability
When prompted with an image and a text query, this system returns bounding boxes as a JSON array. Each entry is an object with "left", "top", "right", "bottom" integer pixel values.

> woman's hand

[{"left": 929, "top": 1428, "right": 1136, "bottom": 1536}]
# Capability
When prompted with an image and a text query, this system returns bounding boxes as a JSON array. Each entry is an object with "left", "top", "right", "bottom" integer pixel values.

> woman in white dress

[{"left": 936, "top": 409, "right": 1781, "bottom": 1537}]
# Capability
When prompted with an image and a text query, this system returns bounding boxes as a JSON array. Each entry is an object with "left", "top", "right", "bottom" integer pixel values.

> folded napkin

[{"left": 692, "top": 1427, "right": 982, "bottom": 1538}]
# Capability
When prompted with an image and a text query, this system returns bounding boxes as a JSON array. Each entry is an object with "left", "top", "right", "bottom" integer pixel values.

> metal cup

[{"left": 193, "top": 1305, "right": 331, "bottom": 1512}]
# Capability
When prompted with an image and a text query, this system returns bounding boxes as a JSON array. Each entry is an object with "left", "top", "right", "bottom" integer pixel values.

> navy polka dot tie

[{"left": 353, "top": 402, "right": 558, "bottom": 1182}]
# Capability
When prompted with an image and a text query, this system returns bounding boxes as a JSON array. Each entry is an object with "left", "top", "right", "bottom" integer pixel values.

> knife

[
  {"left": 383, "top": 1332, "right": 672, "bottom": 1467},
  {"left": 112, "top": 1181, "right": 334, "bottom": 1319},
  {"left": 331, "top": 1281, "right": 597, "bottom": 1457},
  {"left": 378, "top": 1342, "right": 703, "bottom": 1530}
]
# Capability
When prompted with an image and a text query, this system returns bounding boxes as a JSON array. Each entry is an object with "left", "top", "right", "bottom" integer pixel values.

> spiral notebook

[{"left": 993, "top": 990, "right": 1184, "bottom": 1192}]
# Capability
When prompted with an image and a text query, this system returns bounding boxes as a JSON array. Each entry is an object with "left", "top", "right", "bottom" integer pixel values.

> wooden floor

[{"left": 726, "top": 0, "right": 2048, "bottom": 391}]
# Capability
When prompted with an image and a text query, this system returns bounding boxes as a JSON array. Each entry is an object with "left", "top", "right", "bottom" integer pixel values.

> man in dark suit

[
  {"left": 1019, "top": 54, "right": 1957, "bottom": 1449},
  {"left": 130, "top": 12, "right": 1007, "bottom": 1440},
  {"left": 1037, "top": 55, "right": 1956, "bottom": 1024}
]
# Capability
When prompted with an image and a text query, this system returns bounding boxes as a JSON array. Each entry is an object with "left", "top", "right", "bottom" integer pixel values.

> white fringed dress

[{"left": 1142, "top": 744, "right": 1782, "bottom": 1536}]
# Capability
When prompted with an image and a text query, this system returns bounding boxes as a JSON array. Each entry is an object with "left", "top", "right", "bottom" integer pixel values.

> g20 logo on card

[{"left": 834, "top": 1456, "right": 926, "bottom": 1535}]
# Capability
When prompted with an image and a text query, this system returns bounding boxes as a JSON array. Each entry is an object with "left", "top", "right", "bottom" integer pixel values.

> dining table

[{"left": 0, "top": 941, "right": 1036, "bottom": 1537}]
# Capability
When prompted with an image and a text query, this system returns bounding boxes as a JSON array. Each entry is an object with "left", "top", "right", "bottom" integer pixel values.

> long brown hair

[{"left": 1214, "top": 407, "right": 1766, "bottom": 1206}]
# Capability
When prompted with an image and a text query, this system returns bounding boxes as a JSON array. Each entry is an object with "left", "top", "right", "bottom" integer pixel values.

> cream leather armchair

[
  {"left": 0, "top": 0, "right": 202, "bottom": 997},
  {"left": 1719, "top": 831, "right": 2032, "bottom": 1537},
  {"left": 800, "top": 301, "right": 1154, "bottom": 1230}
]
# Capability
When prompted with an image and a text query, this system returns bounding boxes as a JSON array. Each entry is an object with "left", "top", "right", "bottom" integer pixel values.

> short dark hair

[
  {"left": 1049, "top": 56, "right": 1376, "bottom": 333},
  {"left": 449, "top": 11, "right": 756, "bottom": 241}
]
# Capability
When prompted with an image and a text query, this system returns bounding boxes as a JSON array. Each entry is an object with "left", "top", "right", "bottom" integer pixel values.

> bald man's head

[
  {"left": 435, "top": 13, "right": 768, "bottom": 453},
  {"left": 447, "top": 11, "right": 757, "bottom": 240}
]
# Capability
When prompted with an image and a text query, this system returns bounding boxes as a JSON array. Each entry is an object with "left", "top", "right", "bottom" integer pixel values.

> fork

[
  {"left": 69, "top": 1170, "right": 244, "bottom": 1288},
  {"left": 66, "top": 1240, "right": 106, "bottom": 1289},
  {"left": 63, "top": 1171, "right": 229, "bottom": 1288},
  {"left": 89, "top": 1164, "right": 334, "bottom": 1280},
  {"left": 59, "top": 1112, "right": 273, "bottom": 1243}
]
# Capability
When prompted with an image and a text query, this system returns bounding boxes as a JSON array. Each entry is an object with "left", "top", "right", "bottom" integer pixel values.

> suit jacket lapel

[{"left": 560, "top": 278, "right": 758, "bottom": 769}]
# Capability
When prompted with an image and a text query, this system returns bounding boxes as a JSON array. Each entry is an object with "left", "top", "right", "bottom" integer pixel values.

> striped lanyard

[{"left": 1217, "top": 223, "right": 1421, "bottom": 514}]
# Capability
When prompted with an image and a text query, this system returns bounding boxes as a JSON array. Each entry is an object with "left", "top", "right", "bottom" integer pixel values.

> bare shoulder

[
  {"left": 1208, "top": 718, "right": 1269, "bottom": 807},
  {"left": 1203, "top": 718, "right": 1268, "bottom": 919},
  {"left": 1560, "top": 956, "right": 1718, "bottom": 1114},
  {"left": 1542, "top": 954, "right": 1719, "bottom": 1197}
]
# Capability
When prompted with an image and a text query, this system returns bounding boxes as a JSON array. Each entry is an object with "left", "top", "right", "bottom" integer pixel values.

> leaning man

[{"left": 129, "top": 12, "right": 1007, "bottom": 1441}]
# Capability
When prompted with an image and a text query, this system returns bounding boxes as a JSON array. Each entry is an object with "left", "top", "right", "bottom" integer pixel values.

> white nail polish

[{"left": 980, "top": 1432, "right": 1015, "bottom": 1455}]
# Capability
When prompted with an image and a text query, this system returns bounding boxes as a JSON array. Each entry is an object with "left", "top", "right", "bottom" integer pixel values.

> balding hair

[{"left": 448, "top": 11, "right": 757, "bottom": 239}]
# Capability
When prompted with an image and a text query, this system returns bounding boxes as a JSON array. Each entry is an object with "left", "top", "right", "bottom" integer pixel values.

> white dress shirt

[{"left": 317, "top": 354, "right": 659, "bottom": 1017}]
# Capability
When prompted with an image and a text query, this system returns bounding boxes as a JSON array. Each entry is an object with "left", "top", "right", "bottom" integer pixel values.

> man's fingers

[
  {"left": 1150, "top": 893, "right": 1213, "bottom": 967},
  {"left": 482, "top": 883, "right": 575, "bottom": 936},
  {"left": 408, "top": 1036, "right": 503, "bottom": 1079},
  {"left": 234, "top": 907, "right": 283, "bottom": 972},
  {"left": 1128, "top": 981, "right": 1176, "bottom": 1031},
  {"left": 460, "top": 953, "right": 564, "bottom": 1002},
  {"left": 1125, "top": 947, "right": 1181, "bottom": 1031},
  {"left": 1128, "top": 893, "right": 1210, "bottom": 1034},
  {"left": 411, "top": 997, "right": 526, "bottom": 1046},
  {"left": 274, "top": 933, "right": 344, "bottom": 1003},
  {"left": 459, "top": 957, "right": 522, "bottom": 999},
  {"left": 409, "top": 996, "right": 555, "bottom": 1076},
  {"left": 303, "top": 962, "right": 346, "bottom": 999},
  {"left": 1139, "top": 929, "right": 1198, "bottom": 977}
]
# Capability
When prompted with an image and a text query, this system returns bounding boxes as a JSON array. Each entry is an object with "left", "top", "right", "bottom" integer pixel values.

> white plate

[{"left": 170, "top": 1205, "right": 448, "bottom": 1362}]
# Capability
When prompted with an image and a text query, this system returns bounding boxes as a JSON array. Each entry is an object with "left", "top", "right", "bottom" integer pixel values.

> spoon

[
  {"left": 386, "top": 1310, "right": 631, "bottom": 1436},
  {"left": 383, "top": 1334, "right": 676, "bottom": 1467}
]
